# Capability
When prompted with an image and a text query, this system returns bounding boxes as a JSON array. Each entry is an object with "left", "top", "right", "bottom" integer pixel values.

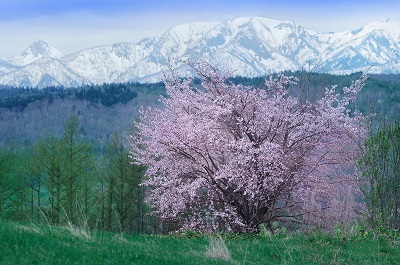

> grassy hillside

[{"left": 1, "top": 220, "right": 400, "bottom": 264}]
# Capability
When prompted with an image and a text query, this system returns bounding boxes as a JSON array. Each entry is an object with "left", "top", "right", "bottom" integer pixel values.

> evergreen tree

[
  {"left": 38, "top": 137, "right": 63, "bottom": 223},
  {"left": 359, "top": 121, "right": 400, "bottom": 230},
  {"left": 103, "top": 130, "right": 145, "bottom": 232},
  {"left": 0, "top": 145, "right": 19, "bottom": 219},
  {"left": 22, "top": 145, "right": 46, "bottom": 223},
  {"left": 60, "top": 115, "right": 95, "bottom": 224}
]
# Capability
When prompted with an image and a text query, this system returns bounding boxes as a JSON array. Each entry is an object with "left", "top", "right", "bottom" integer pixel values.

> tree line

[
  {"left": 1, "top": 73, "right": 399, "bottom": 119},
  {"left": 0, "top": 115, "right": 159, "bottom": 234},
  {"left": 0, "top": 82, "right": 166, "bottom": 111}
]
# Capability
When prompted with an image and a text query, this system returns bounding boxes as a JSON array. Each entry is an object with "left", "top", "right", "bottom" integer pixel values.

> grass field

[{"left": 1, "top": 220, "right": 400, "bottom": 264}]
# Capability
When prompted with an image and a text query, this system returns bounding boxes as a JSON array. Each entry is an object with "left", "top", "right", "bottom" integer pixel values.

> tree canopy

[{"left": 131, "top": 60, "right": 368, "bottom": 233}]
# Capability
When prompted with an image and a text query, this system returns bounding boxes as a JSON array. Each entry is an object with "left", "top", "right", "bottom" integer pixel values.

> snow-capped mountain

[
  {"left": 182, "top": 17, "right": 321, "bottom": 75},
  {"left": 8, "top": 39, "right": 64, "bottom": 66},
  {"left": 1, "top": 17, "right": 399, "bottom": 88},
  {"left": 318, "top": 19, "right": 400, "bottom": 73}
]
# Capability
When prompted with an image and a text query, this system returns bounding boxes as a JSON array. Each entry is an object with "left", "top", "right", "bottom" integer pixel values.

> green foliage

[
  {"left": 100, "top": 130, "right": 146, "bottom": 233},
  {"left": 60, "top": 115, "right": 97, "bottom": 224},
  {"left": 0, "top": 115, "right": 155, "bottom": 234},
  {"left": 258, "top": 223, "right": 272, "bottom": 238},
  {"left": 0, "top": 145, "right": 20, "bottom": 219},
  {"left": 358, "top": 120, "right": 400, "bottom": 230},
  {"left": 21, "top": 143, "right": 47, "bottom": 223},
  {"left": 329, "top": 221, "right": 371, "bottom": 242},
  {"left": 19, "top": 115, "right": 97, "bottom": 225}
]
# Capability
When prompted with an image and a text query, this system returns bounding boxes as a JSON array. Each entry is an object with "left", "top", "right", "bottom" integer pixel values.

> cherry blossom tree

[{"left": 131, "top": 60, "right": 368, "bottom": 233}]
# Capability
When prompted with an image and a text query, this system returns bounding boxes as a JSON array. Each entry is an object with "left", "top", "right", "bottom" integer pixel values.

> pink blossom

[{"left": 131, "top": 60, "right": 368, "bottom": 232}]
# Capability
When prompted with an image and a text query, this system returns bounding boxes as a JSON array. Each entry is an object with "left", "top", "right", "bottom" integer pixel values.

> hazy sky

[{"left": 1, "top": 0, "right": 399, "bottom": 58}]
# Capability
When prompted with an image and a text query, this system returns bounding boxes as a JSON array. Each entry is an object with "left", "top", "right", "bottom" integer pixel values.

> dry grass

[
  {"left": 65, "top": 221, "right": 91, "bottom": 240},
  {"left": 205, "top": 235, "right": 232, "bottom": 260},
  {"left": 15, "top": 223, "right": 41, "bottom": 234}
]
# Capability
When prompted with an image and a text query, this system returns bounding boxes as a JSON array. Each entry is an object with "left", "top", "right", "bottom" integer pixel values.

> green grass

[{"left": 1, "top": 220, "right": 400, "bottom": 264}]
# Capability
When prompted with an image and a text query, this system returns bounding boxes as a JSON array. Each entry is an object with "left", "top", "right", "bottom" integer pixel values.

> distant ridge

[{"left": 1, "top": 17, "right": 399, "bottom": 88}]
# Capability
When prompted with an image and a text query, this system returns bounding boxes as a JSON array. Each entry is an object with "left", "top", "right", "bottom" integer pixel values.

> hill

[
  {"left": 1, "top": 73, "right": 399, "bottom": 147},
  {"left": 0, "top": 82, "right": 165, "bottom": 147}
]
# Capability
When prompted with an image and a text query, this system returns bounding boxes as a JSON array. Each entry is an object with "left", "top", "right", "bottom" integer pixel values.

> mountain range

[{"left": 1, "top": 17, "right": 399, "bottom": 88}]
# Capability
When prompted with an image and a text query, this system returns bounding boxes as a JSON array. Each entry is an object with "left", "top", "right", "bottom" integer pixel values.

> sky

[{"left": 0, "top": 0, "right": 399, "bottom": 58}]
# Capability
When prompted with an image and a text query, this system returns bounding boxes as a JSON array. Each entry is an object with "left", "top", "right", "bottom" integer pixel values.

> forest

[{"left": 0, "top": 70, "right": 400, "bottom": 235}]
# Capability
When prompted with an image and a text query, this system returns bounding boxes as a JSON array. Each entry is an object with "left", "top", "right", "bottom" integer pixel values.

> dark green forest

[
  {"left": 0, "top": 82, "right": 165, "bottom": 111},
  {"left": 0, "top": 72, "right": 399, "bottom": 234}
]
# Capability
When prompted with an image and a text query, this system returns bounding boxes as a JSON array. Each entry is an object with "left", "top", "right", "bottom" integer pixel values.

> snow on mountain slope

[
  {"left": 139, "top": 22, "right": 218, "bottom": 57},
  {"left": 186, "top": 17, "right": 322, "bottom": 74},
  {"left": 318, "top": 19, "right": 400, "bottom": 73},
  {"left": 61, "top": 42, "right": 148, "bottom": 84},
  {"left": 8, "top": 39, "right": 64, "bottom": 66},
  {"left": 0, "top": 17, "right": 399, "bottom": 88},
  {"left": 128, "top": 17, "right": 322, "bottom": 80},
  {"left": 0, "top": 58, "right": 89, "bottom": 88},
  {"left": 0, "top": 59, "right": 19, "bottom": 76},
  {"left": 125, "top": 22, "right": 220, "bottom": 80}
]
